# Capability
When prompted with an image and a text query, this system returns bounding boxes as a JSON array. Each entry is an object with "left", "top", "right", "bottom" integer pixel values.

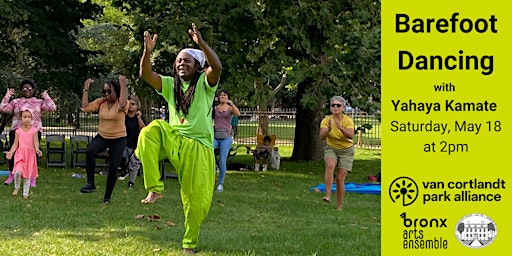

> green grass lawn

[{"left": 0, "top": 147, "right": 381, "bottom": 256}]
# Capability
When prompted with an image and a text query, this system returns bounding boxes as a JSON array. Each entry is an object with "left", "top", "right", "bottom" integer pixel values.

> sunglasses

[
  {"left": 21, "top": 88, "right": 33, "bottom": 92},
  {"left": 102, "top": 89, "right": 112, "bottom": 94},
  {"left": 331, "top": 104, "right": 343, "bottom": 108}
]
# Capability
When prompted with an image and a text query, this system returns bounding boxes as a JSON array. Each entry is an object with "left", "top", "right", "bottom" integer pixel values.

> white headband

[{"left": 179, "top": 48, "right": 206, "bottom": 68}]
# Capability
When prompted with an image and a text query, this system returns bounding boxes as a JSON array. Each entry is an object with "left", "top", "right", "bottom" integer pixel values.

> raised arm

[
  {"left": 189, "top": 23, "right": 222, "bottom": 86},
  {"left": 118, "top": 75, "right": 128, "bottom": 110},
  {"left": 40, "top": 90, "right": 57, "bottom": 112},
  {"left": 136, "top": 111, "right": 147, "bottom": 130},
  {"left": 139, "top": 31, "right": 162, "bottom": 90},
  {"left": 81, "top": 78, "right": 93, "bottom": 108},
  {"left": 0, "top": 88, "right": 16, "bottom": 113},
  {"left": 227, "top": 99, "right": 240, "bottom": 117}
]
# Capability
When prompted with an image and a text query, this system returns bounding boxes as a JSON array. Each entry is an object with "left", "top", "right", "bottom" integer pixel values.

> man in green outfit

[{"left": 137, "top": 23, "right": 222, "bottom": 254}]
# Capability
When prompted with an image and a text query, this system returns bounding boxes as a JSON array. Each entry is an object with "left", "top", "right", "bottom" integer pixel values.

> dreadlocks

[{"left": 173, "top": 71, "right": 201, "bottom": 117}]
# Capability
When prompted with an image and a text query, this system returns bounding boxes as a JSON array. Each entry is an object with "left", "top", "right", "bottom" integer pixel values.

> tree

[
  {"left": 113, "top": 0, "right": 296, "bottom": 134},
  {"left": 74, "top": 0, "right": 159, "bottom": 108},
  {"left": 110, "top": 0, "right": 380, "bottom": 161},
  {"left": 0, "top": 0, "right": 102, "bottom": 131},
  {"left": 6, "top": 0, "right": 102, "bottom": 89},
  {"left": 287, "top": 0, "right": 381, "bottom": 161}
]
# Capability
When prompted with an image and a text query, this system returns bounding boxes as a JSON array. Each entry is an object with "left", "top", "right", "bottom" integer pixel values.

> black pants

[
  {"left": 9, "top": 129, "right": 42, "bottom": 171},
  {"left": 85, "top": 134, "right": 126, "bottom": 200}
]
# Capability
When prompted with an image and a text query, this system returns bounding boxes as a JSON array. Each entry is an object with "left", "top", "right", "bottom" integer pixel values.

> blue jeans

[{"left": 213, "top": 136, "right": 232, "bottom": 185}]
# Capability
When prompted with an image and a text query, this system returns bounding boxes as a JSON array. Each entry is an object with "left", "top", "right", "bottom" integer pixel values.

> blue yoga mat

[
  {"left": 310, "top": 182, "right": 381, "bottom": 195},
  {"left": 0, "top": 170, "right": 10, "bottom": 176}
]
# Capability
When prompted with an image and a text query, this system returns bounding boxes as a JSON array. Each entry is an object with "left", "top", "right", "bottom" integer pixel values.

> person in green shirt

[{"left": 137, "top": 23, "right": 222, "bottom": 254}]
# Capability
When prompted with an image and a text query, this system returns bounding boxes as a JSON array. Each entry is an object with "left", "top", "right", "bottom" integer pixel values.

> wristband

[{"left": 83, "top": 89, "right": 88, "bottom": 92}]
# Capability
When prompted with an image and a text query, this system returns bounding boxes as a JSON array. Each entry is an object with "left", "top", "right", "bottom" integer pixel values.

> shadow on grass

[{"left": 0, "top": 149, "right": 381, "bottom": 255}]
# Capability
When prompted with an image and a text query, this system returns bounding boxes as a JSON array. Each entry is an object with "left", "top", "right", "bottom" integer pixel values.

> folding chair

[
  {"left": 246, "top": 135, "right": 278, "bottom": 170},
  {"left": 0, "top": 134, "right": 10, "bottom": 164},
  {"left": 95, "top": 148, "right": 110, "bottom": 173},
  {"left": 257, "top": 134, "right": 277, "bottom": 149},
  {"left": 246, "top": 135, "right": 278, "bottom": 154},
  {"left": 70, "top": 135, "right": 91, "bottom": 168},
  {"left": 159, "top": 157, "right": 177, "bottom": 179},
  {"left": 45, "top": 134, "right": 67, "bottom": 168}
]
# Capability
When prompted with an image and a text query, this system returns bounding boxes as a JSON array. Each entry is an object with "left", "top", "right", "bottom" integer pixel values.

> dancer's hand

[
  {"left": 84, "top": 78, "right": 94, "bottom": 91},
  {"left": 143, "top": 31, "right": 158, "bottom": 53},
  {"left": 188, "top": 23, "right": 204, "bottom": 45}
]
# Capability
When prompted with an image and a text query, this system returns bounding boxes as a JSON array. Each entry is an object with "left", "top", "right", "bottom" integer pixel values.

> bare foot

[
  {"left": 12, "top": 188, "right": 19, "bottom": 196},
  {"left": 141, "top": 192, "right": 163, "bottom": 204},
  {"left": 322, "top": 197, "right": 330, "bottom": 203}
]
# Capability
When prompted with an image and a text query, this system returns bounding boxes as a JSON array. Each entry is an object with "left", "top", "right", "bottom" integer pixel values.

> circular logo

[
  {"left": 455, "top": 213, "right": 497, "bottom": 249},
  {"left": 389, "top": 176, "right": 418, "bottom": 206}
]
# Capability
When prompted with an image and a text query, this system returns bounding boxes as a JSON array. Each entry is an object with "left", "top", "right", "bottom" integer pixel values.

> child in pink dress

[
  {"left": 1, "top": 80, "right": 56, "bottom": 186},
  {"left": 6, "top": 109, "right": 43, "bottom": 198}
]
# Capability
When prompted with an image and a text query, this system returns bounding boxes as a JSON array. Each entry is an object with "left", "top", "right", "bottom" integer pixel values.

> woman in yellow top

[
  {"left": 319, "top": 96, "right": 355, "bottom": 211},
  {"left": 79, "top": 75, "right": 128, "bottom": 204}
]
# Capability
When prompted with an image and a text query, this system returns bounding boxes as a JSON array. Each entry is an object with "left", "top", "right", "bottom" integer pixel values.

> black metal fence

[{"left": 2, "top": 108, "right": 381, "bottom": 149}]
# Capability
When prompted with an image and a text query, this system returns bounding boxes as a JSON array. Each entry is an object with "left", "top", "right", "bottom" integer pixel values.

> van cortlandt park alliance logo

[
  {"left": 389, "top": 176, "right": 419, "bottom": 206},
  {"left": 455, "top": 213, "right": 497, "bottom": 249}
]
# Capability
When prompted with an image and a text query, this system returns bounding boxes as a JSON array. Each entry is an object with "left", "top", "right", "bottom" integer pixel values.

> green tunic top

[{"left": 160, "top": 73, "right": 217, "bottom": 148}]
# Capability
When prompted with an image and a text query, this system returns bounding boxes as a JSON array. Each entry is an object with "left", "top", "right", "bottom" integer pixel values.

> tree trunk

[
  {"left": 254, "top": 77, "right": 269, "bottom": 135},
  {"left": 257, "top": 114, "right": 269, "bottom": 136},
  {"left": 290, "top": 79, "right": 324, "bottom": 161}
]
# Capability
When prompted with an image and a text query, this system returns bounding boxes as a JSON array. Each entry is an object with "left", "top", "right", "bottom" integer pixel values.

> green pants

[{"left": 135, "top": 119, "right": 215, "bottom": 249}]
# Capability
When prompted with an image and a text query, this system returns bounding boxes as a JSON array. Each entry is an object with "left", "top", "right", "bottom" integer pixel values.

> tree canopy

[
  {"left": 1, "top": 0, "right": 380, "bottom": 161},
  {"left": 0, "top": 0, "right": 102, "bottom": 89},
  {"left": 111, "top": 0, "right": 380, "bottom": 160},
  {"left": 0, "top": 0, "right": 102, "bottom": 129}
]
